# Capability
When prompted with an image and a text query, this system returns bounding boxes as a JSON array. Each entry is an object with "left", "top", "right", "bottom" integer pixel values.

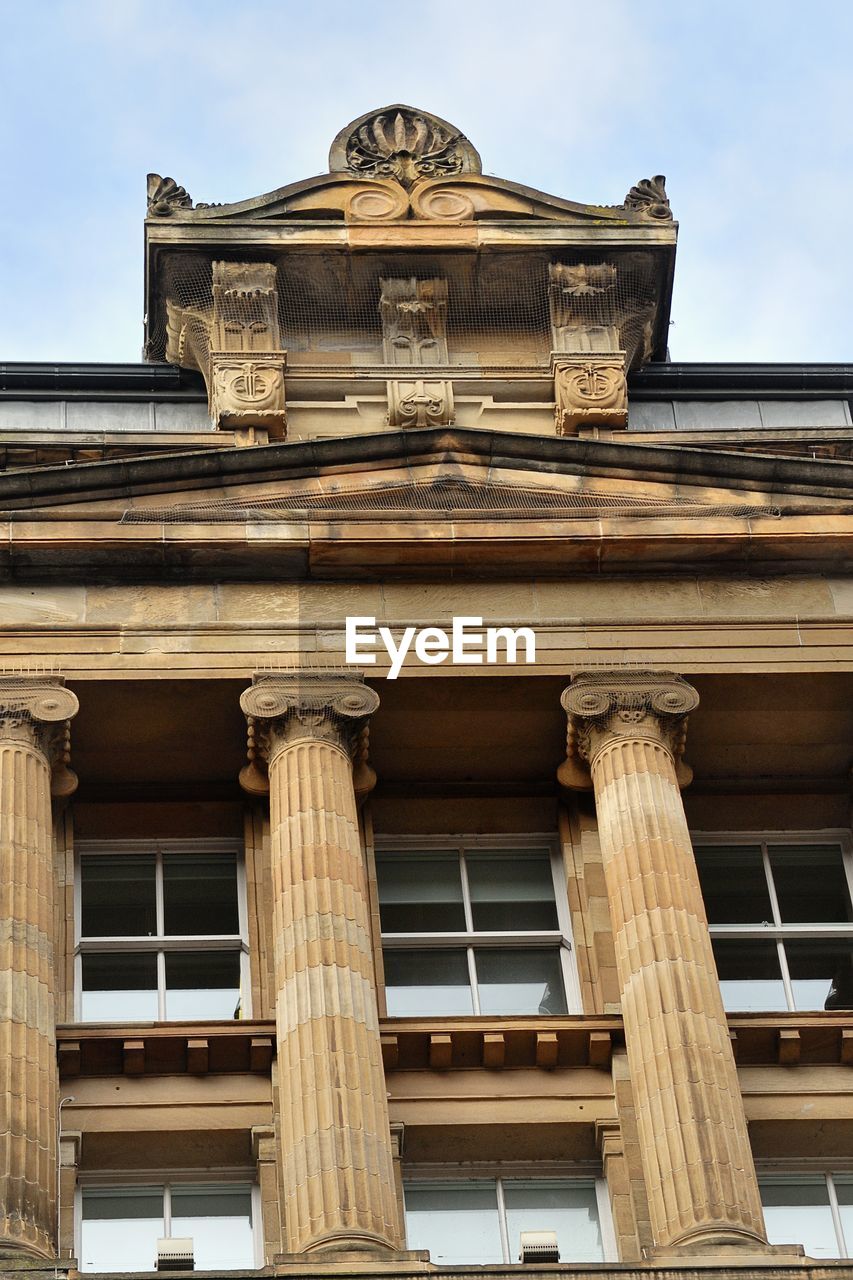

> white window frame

[
  {"left": 757, "top": 1165, "right": 853, "bottom": 1259},
  {"left": 692, "top": 830, "right": 853, "bottom": 1012},
  {"left": 376, "top": 834, "right": 582, "bottom": 1016},
  {"left": 402, "top": 1162, "right": 617, "bottom": 1263},
  {"left": 74, "top": 839, "right": 250, "bottom": 1022},
  {"left": 75, "top": 1170, "right": 262, "bottom": 1272}
]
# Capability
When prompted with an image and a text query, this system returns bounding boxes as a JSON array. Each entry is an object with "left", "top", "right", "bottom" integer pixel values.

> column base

[
  {"left": 650, "top": 1238, "right": 806, "bottom": 1266},
  {"left": 0, "top": 1243, "right": 64, "bottom": 1271},
  {"left": 276, "top": 1248, "right": 431, "bottom": 1270}
]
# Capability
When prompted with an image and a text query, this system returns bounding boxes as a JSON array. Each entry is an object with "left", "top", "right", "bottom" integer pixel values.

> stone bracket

[
  {"left": 552, "top": 352, "right": 628, "bottom": 436},
  {"left": 387, "top": 378, "right": 454, "bottom": 428},
  {"left": 210, "top": 351, "right": 287, "bottom": 437}
]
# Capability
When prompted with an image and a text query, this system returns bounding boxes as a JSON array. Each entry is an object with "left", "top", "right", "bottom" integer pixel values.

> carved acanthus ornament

[
  {"left": 165, "top": 261, "right": 287, "bottom": 437},
  {"left": 147, "top": 174, "right": 193, "bottom": 216},
  {"left": 558, "top": 671, "right": 698, "bottom": 790},
  {"left": 623, "top": 175, "right": 672, "bottom": 221},
  {"left": 330, "top": 106, "right": 481, "bottom": 189},
  {"left": 552, "top": 353, "right": 628, "bottom": 435},
  {"left": 0, "top": 677, "right": 79, "bottom": 796},
  {"left": 379, "top": 277, "right": 454, "bottom": 428},
  {"left": 239, "top": 670, "right": 379, "bottom": 797}
]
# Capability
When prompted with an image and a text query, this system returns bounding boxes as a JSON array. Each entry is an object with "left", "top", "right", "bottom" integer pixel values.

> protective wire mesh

[
  {"left": 149, "top": 249, "right": 663, "bottom": 371},
  {"left": 121, "top": 478, "right": 779, "bottom": 523}
]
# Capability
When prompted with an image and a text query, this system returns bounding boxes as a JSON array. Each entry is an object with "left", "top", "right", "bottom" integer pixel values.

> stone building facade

[{"left": 1, "top": 106, "right": 853, "bottom": 1280}]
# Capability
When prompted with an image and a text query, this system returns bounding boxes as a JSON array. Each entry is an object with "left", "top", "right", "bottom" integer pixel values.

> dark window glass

[
  {"left": 164, "top": 950, "right": 241, "bottom": 1020},
  {"left": 81, "top": 856, "right": 156, "bottom": 937},
  {"left": 163, "top": 854, "right": 240, "bottom": 935},
  {"left": 383, "top": 949, "right": 472, "bottom": 1016},
  {"left": 784, "top": 938, "right": 853, "bottom": 1011},
  {"left": 466, "top": 852, "right": 558, "bottom": 931},
  {"left": 769, "top": 844, "right": 852, "bottom": 924},
  {"left": 81, "top": 952, "right": 158, "bottom": 1021},
  {"left": 475, "top": 947, "right": 567, "bottom": 1015},
  {"left": 377, "top": 855, "right": 466, "bottom": 932},
  {"left": 694, "top": 845, "right": 772, "bottom": 924}
]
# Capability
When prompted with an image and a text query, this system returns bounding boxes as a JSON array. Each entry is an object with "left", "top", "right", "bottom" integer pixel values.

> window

[
  {"left": 761, "top": 1174, "right": 853, "bottom": 1259},
  {"left": 693, "top": 834, "right": 853, "bottom": 1012},
  {"left": 78, "top": 1182, "right": 258, "bottom": 1272},
  {"left": 76, "top": 841, "right": 249, "bottom": 1022},
  {"left": 377, "top": 838, "right": 579, "bottom": 1017},
  {"left": 403, "top": 1175, "right": 613, "bottom": 1264}
]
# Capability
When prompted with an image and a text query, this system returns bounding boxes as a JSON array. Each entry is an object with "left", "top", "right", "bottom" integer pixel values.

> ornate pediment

[
  {"left": 145, "top": 105, "right": 674, "bottom": 228},
  {"left": 121, "top": 475, "right": 775, "bottom": 525}
]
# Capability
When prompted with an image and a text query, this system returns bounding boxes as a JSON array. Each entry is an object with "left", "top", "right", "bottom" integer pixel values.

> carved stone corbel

[
  {"left": 164, "top": 260, "right": 287, "bottom": 438},
  {"left": 387, "top": 379, "right": 454, "bottom": 428},
  {"left": 552, "top": 352, "right": 628, "bottom": 436}
]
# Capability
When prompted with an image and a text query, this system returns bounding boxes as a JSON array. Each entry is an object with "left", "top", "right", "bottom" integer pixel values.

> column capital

[
  {"left": 239, "top": 669, "right": 380, "bottom": 796},
  {"left": 0, "top": 677, "right": 79, "bottom": 796},
  {"left": 558, "top": 670, "right": 698, "bottom": 790}
]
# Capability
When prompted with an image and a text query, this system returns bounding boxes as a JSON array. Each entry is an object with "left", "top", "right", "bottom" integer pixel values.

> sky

[{"left": 1, "top": 0, "right": 851, "bottom": 364}]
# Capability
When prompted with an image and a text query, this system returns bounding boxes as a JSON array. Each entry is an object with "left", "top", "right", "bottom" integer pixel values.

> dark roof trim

[
  {"left": 1, "top": 425, "right": 853, "bottom": 511},
  {"left": 630, "top": 362, "right": 853, "bottom": 398},
  {"left": 0, "top": 362, "right": 206, "bottom": 399}
]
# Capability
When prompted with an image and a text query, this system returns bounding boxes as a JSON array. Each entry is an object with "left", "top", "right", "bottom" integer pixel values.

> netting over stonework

[{"left": 147, "top": 248, "right": 665, "bottom": 372}]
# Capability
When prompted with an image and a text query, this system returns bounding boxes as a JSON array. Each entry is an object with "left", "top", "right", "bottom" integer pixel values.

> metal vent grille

[{"left": 121, "top": 478, "right": 778, "bottom": 523}]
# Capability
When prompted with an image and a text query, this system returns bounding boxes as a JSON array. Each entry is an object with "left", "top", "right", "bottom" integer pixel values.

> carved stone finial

[
  {"left": 623, "top": 175, "right": 672, "bottom": 221},
  {"left": 147, "top": 174, "right": 193, "bottom": 217},
  {"left": 558, "top": 670, "right": 698, "bottom": 790},
  {"left": 239, "top": 670, "right": 380, "bottom": 794},
  {"left": 0, "top": 676, "right": 79, "bottom": 796},
  {"left": 329, "top": 105, "right": 481, "bottom": 189}
]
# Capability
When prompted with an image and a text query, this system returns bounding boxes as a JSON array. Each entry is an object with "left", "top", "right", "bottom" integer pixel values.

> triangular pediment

[{"left": 118, "top": 472, "right": 778, "bottom": 525}]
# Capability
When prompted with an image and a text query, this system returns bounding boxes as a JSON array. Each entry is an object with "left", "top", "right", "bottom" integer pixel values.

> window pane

[
  {"left": 694, "top": 845, "right": 772, "bottom": 924},
  {"left": 171, "top": 1185, "right": 254, "bottom": 1271},
  {"left": 784, "top": 939, "right": 853, "bottom": 1011},
  {"left": 80, "top": 1187, "right": 163, "bottom": 1273},
  {"left": 760, "top": 1178, "right": 838, "bottom": 1259},
  {"left": 769, "top": 844, "right": 852, "bottom": 924},
  {"left": 467, "top": 851, "right": 559, "bottom": 931},
  {"left": 504, "top": 1180, "right": 603, "bottom": 1263},
  {"left": 475, "top": 948, "right": 567, "bottom": 1015},
  {"left": 711, "top": 939, "right": 787, "bottom": 1011},
  {"left": 80, "top": 856, "right": 156, "bottom": 937},
  {"left": 405, "top": 1183, "right": 503, "bottom": 1264},
  {"left": 377, "top": 854, "right": 466, "bottom": 933},
  {"left": 383, "top": 949, "right": 473, "bottom": 1016},
  {"left": 81, "top": 953, "right": 158, "bottom": 1021},
  {"left": 164, "top": 951, "right": 242, "bottom": 1019},
  {"left": 163, "top": 854, "right": 240, "bottom": 936},
  {"left": 834, "top": 1176, "right": 853, "bottom": 1258}
]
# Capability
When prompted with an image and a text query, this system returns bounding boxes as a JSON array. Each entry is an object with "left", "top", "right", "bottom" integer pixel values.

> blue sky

[{"left": 1, "top": 0, "right": 851, "bottom": 363}]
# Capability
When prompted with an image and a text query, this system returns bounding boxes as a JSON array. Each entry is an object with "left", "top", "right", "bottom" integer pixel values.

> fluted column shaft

[
  {"left": 0, "top": 679, "right": 78, "bottom": 1259},
  {"left": 561, "top": 672, "right": 766, "bottom": 1255},
  {"left": 241, "top": 672, "right": 400, "bottom": 1255}
]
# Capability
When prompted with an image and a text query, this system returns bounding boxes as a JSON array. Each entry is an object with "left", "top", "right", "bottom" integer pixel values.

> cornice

[{"left": 2, "top": 426, "right": 853, "bottom": 512}]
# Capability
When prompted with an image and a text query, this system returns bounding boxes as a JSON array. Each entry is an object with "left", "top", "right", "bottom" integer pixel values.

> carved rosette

[
  {"left": 559, "top": 671, "right": 698, "bottom": 790},
  {"left": 239, "top": 671, "right": 380, "bottom": 796},
  {"left": 387, "top": 378, "right": 454, "bottom": 428},
  {"left": 552, "top": 353, "right": 628, "bottom": 435},
  {"left": 0, "top": 678, "right": 79, "bottom": 797}
]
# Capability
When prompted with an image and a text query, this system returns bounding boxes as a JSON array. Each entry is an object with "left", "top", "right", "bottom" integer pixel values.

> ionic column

[
  {"left": 0, "top": 677, "right": 78, "bottom": 1259},
  {"left": 559, "top": 671, "right": 767, "bottom": 1256},
  {"left": 240, "top": 671, "right": 401, "bottom": 1255}
]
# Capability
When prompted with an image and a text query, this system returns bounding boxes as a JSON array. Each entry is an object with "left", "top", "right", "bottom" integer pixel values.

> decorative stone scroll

[
  {"left": 239, "top": 672, "right": 401, "bottom": 1254},
  {"left": 558, "top": 671, "right": 771, "bottom": 1256},
  {"left": 387, "top": 379, "right": 455, "bottom": 428},
  {"left": 0, "top": 677, "right": 78, "bottom": 1259},
  {"left": 552, "top": 353, "right": 628, "bottom": 436}
]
